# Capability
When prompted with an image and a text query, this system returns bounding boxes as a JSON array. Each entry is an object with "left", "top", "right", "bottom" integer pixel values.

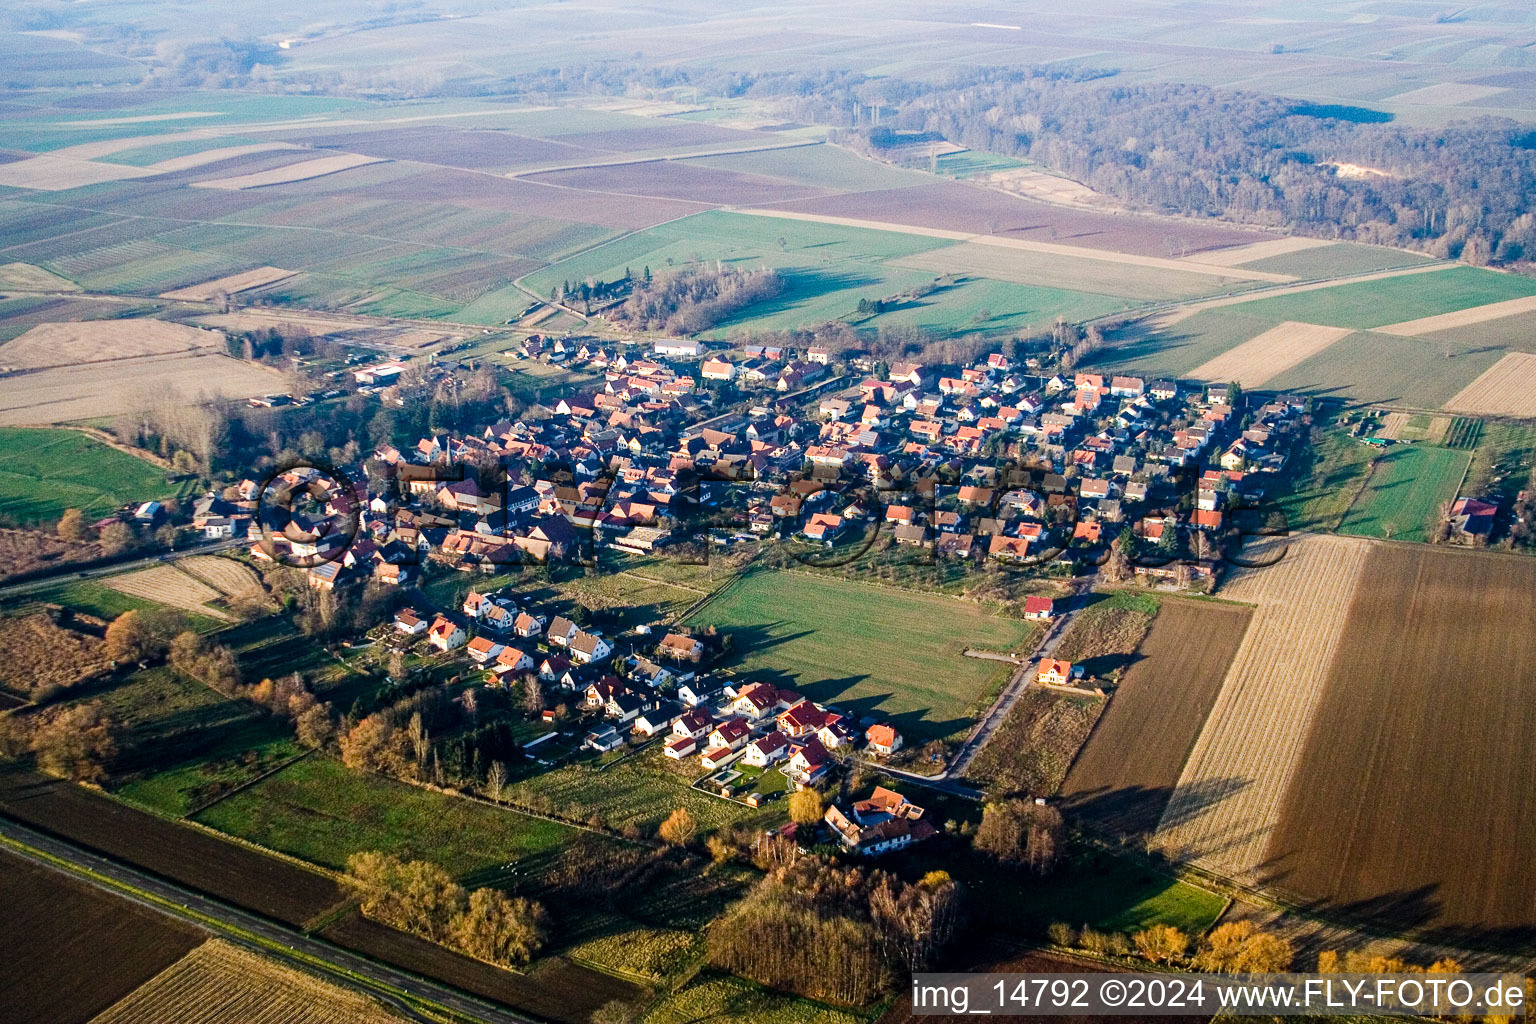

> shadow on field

[{"left": 1064, "top": 775, "right": 1251, "bottom": 842}]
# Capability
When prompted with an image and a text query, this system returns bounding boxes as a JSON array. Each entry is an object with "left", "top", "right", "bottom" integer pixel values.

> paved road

[
  {"left": 0, "top": 817, "right": 535, "bottom": 1024},
  {"left": 0, "top": 536, "right": 246, "bottom": 600}
]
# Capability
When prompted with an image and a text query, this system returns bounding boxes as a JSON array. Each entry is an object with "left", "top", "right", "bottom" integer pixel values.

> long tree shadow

[{"left": 1063, "top": 775, "right": 1251, "bottom": 842}]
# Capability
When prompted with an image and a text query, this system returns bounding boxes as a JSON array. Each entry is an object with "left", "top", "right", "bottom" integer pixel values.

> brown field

[
  {"left": 104, "top": 565, "right": 231, "bottom": 621},
  {"left": 0, "top": 319, "right": 223, "bottom": 370},
  {"left": 523, "top": 160, "right": 832, "bottom": 204},
  {"left": 0, "top": 527, "right": 102, "bottom": 583},
  {"left": 1375, "top": 294, "right": 1536, "bottom": 337},
  {"left": 0, "top": 848, "right": 203, "bottom": 1024},
  {"left": 0, "top": 611, "right": 110, "bottom": 696},
  {"left": 1442, "top": 351, "right": 1536, "bottom": 417},
  {"left": 91, "top": 939, "right": 406, "bottom": 1024},
  {"left": 761, "top": 179, "right": 1266, "bottom": 257},
  {"left": 160, "top": 266, "right": 295, "bottom": 301},
  {"left": 321, "top": 912, "right": 643, "bottom": 1024},
  {"left": 1263, "top": 546, "right": 1536, "bottom": 941},
  {"left": 298, "top": 125, "right": 599, "bottom": 169},
  {"left": 0, "top": 767, "right": 346, "bottom": 925},
  {"left": 1063, "top": 599, "right": 1253, "bottom": 839},
  {"left": 965, "top": 688, "right": 1106, "bottom": 796},
  {"left": 1376, "top": 411, "right": 1409, "bottom": 439},
  {"left": 1191, "top": 236, "right": 1334, "bottom": 268},
  {"left": 0, "top": 154, "right": 157, "bottom": 191},
  {"left": 0, "top": 350, "right": 280, "bottom": 426},
  {"left": 1151, "top": 534, "right": 1372, "bottom": 882},
  {"left": 177, "top": 555, "right": 262, "bottom": 598},
  {"left": 0, "top": 261, "right": 80, "bottom": 292},
  {"left": 986, "top": 166, "right": 1109, "bottom": 206},
  {"left": 191, "top": 153, "right": 385, "bottom": 190},
  {"left": 1186, "top": 321, "right": 1354, "bottom": 388}
]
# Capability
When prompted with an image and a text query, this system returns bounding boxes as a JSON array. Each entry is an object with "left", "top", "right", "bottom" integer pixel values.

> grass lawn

[
  {"left": 1274, "top": 428, "right": 1379, "bottom": 534},
  {"left": 1338, "top": 445, "right": 1470, "bottom": 543},
  {"left": 505, "top": 747, "right": 775, "bottom": 837},
  {"left": 0, "top": 426, "right": 172, "bottom": 525},
  {"left": 115, "top": 720, "right": 301, "bottom": 817},
  {"left": 195, "top": 755, "right": 587, "bottom": 878},
  {"left": 689, "top": 569, "right": 1037, "bottom": 742}
]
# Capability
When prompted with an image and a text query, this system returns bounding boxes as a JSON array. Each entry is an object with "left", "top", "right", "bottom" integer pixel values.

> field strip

[
  {"left": 1376, "top": 412, "right": 1408, "bottom": 439},
  {"left": 1159, "top": 262, "right": 1458, "bottom": 318},
  {"left": 0, "top": 155, "right": 158, "bottom": 191},
  {"left": 161, "top": 267, "right": 296, "bottom": 301},
  {"left": 1190, "top": 236, "right": 1333, "bottom": 268},
  {"left": 1442, "top": 352, "right": 1536, "bottom": 418},
  {"left": 103, "top": 565, "right": 232, "bottom": 621},
  {"left": 508, "top": 137, "right": 823, "bottom": 178},
  {"left": 732, "top": 208, "right": 1296, "bottom": 282},
  {"left": 1373, "top": 294, "right": 1536, "bottom": 336},
  {"left": 1386, "top": 82, "right": 1508, "bottom": 106},
  {"left": 191, "top": 154, "right": 385, "bottom": 191},
  {"left": 1186, "top": 321, "right": 1353, "bottom": 387},
  {"left": 58, "top": 111, "right": 222, "bottom": 127},
  {"left": 0, "top": 320, "right": 224, "bottom": 371},
  {"left": 146, "top": 143, "right": 305, "bottom": 174},
  {"left": 1151, "top": 533, "right": 1372, "bottom": 883}
]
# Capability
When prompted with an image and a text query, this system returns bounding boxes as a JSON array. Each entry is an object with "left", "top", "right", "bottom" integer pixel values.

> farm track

[{"left": 1151, "top": 534, "right": 1372, "bottom": 883}]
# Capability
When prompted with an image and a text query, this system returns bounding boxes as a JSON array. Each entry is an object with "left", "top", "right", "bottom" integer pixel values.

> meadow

[
  {"left": 688, "top": 569, "right": 1036, "bottom": 742},
  {"left": 1214, "top": 266, "right": 1536, "bottom": 331},
  {"left": 0, "top": 426, "right": 172, "bottom": 525},
  {"left": 1337, "top": 444, "right": 1470, "bottom": 543},
  {"left": 194, "top": 755, "right": 591, "bottom": 877}
]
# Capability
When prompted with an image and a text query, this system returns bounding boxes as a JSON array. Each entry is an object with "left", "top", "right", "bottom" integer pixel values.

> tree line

[{"left": 612, "top": 265, "right": 783, "bottom": 335}]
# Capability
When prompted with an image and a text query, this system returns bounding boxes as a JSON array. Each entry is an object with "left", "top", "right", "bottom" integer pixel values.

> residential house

[
  {"left": 634, "top": 701, "right": 684, "bottom": 737},
  {"left": 427, "top": 617, "right": 466, "bottom": 652},
  {"left": 465, "top": 636, "right": 505, "bottom": 664},
  {"left": 569, "top": 630, "right": 612, "bottom": 665},
  {"left": 546, "top": 616, "right": 579, "bottom": 647},
  {"left": 785, "top": 738, "right": 832, "bottom": 787},
  {"left": 657, "top": 632, "right": 705, "bottom": 662},
  {"left": 777, "top": 700, "right": 826, "bottom": 739},
  {"left": 1023, "top": 596, "right": 1054, "bottom": 620},
  {"left": 731, "top": 682, "right": 780, "bottom": 720},
  {"left": 823, "top": 787, "right": 935, "bottom": 856},
  {"left": 1036, "top": 658, "right": 1083, "bottom": 686},
  {"left": 865, "top": 723, "right": 903, "bottom": 756},
  {"left": 393, "top": 608, "right": 429, "bottom": 636},
  {"left": 743, "top": 731, "right": 790, "bottom": 767}
]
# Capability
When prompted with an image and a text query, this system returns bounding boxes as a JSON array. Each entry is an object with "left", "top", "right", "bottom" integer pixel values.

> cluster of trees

[
  {"left": 0, "top": 700, "right": 117, "bottom": 782},
  {"left": 338, "top": 681, "right": 521, "bottom": 794},
  {"left": 345, "top": 852, "right": 547, "bottom": 967},
  {"left": 250, "top": 672, "right": 334, "bottom": 748},
  {"left": 612, "top": 265, "right": 783, "bottom": 335},
  {"left": 707, "top": 856, "right": 964, "bottom": 1006},
  {"left": 836, "top": 68, "right": 1536, "bottom": 264},
  {"left": 1049, "top": 920, "right": 1294, "bottom": 972},
  {"left": 167, "top": 630, "right": 242, "bottom": 695},
  {"left": 972, "top": 798, "right": 1064, "bottom": 874}
]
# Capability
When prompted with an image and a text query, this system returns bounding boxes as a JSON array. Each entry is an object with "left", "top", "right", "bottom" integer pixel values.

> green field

[
  {"left": 1217, "top": 266, "right": 1536, "bottom": 331},
  {"left": 0, "top": 427, "right": 172, "bottom": 525},
  {"left": 1274, "top": 429, "right": 1379, "bottom": 533},
  {"left": 1239, "top": 242, "right": 1437, "bottom": 278},
  {"left": 195, "top": 755, "right": 589, "bottom": 877},
  {"left": 1338, "top": 445, "right": 1470, "bottom": 543},
  {"left": 1264, "top": 328, "right": 1507, "bottom": 408},
  {"left": 933, "top": 150, "right": 1028, "bottom": 178},
  {"left": 688, "top": 570, "right": 1037, "bottom": 742},
  {"left": 1094, "top": 310, "right": 1277, "bottom": 380},
  {"left": 115, "top": 720, "right": 301, "bottom": 816}
]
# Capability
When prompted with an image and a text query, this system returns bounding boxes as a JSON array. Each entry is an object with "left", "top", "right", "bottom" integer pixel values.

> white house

[
  {"left": 427, "top": 617, "right": 466, "bottom": 652},
  {"left": 743, "top": 731, "right": 789, "bottom": 767}
]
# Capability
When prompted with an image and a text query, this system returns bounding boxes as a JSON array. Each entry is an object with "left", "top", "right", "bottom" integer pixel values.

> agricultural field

[
  {"left": 965, "top": 688, "right": 1105, "bottom": 797},
  {"left": 321, "top": 913, "right": 643, "bottom": 1024},
  {"left": 1336, "top": 445, "right": 1470, "bottom": 543},
  {"left": 1208, "top": 266, "right": 1536, "bottom": 332},
  {"left": 1273, "top": 428, "right": 1380, "bottom": 534},
  {"left": 177, "top": 555, "right": 264, "bottom": 601},
  {"left": 194, "top": 754, "right": 593, "bottom": 877},
  {"left": 1051, "top": 591, "right": 1159, "bottom": 679},
  {"left": 1264, "top": 546, "right": 1536, "bottom": 940},
  {"left": 159, "top": 266, "right": 294, "bottom": 300},
  {"left": 645, "top": 972, "right": 869, "bottom": 1024},
  {"left": 1443, "top": 352, "right": 1536, "bottom": 418},
  {"left": 90, "top": 940, "right": 407, "bottom": 1024},
  {"left": 1063, "top": 599, "right": 1254, "bottom": 838},
  {"left": 1152, "top": 533, "right": 1373, "bottom": 883},
  {"left": 689, "top": 569, "right": 1037, "bottom": 742},
  {"left": 0, "top": 766, "right": 346, "bottom": 926},
  {"left": 1185, "top": 321, "right": 1352, "bottom": 388},
  {"left": 1236, "top": 241, "right": 1436, "bottom": 278},
  {"left": 0, "top": 426, "right": 172, "bottom": 525},
  {"left": 0, "top": 849, "right": 203, "bottom": 1024},
  {"left": 104, "top": 565, "right": 233, "bottom": 621}
]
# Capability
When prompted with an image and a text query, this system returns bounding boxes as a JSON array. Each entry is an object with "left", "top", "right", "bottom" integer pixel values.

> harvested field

[
  {"left": 0, "top": 261, "right": 79, "bottom": 291},
  {"left": 91, "top": 939, "right": 406, "bottom": 1024},
  {"left": 0, "top": 318, "right": 222, "bottom": 370},
  {"left": 1151, "top": 534, "right": 1372, "bottom": 883},
  {"left": 177, "top": 555, "right": 261, "bottom": 597},
  {"left": 160, "top": 266, "right": 294, "bottom": 300},
  {"left": 104, "top": 565, "right": 231, "bottom": 621},
  {"left": 1264, "top": 546, "right": 1536, "bottom": 940},
  {"left": 522, "top": 161, "right": 832, "bottom": 204},
  {"left": 144, "top": 142, "right": 302, "bottom": 173},
  {"left": 760, "top": 180, "right": 1266, "bottom": 257},
  {"left": 0, "top": 350, "right": 280, "bottom": 425},
  {"left": 1376, "top": 412, "right": 1409, "bottom": 439},
  {"left": 0, "top": 848, "right": 203, "bottom": 1024},
  {"left": 1375, "top": 294, "right": 1536, "bottom": 337},
  {"left": 1387, "top": 82, "right": 1508, "bottom": 106},
  {"left": 301, "top": 125, "right": 598, "bottom": 170},
  {"left": 1063, "top": 600, "right": 1253, "bottom": 839},
  {"left": 1186, "top": 321, "right": 1353, "bottom": 388},
  {"left": 192, "top": 153, "right": 384, "bottom": 190},
  {"left": 0, "top": 611, "right": 110, "bottom": 695},
  {"left": 0, "top": 154, "right": 156, "bottom": 190},
  {"left": 1193, "top": 236, "right": 1334, "bottom": 267},
  {"left": 323, "top": 912, "right": 643, "bottom": 1024},
  {"left": 0, "top": 767, "right": 346, "bottom": 926},
  {"left": 1443, "top": 352, "right": 1536, "bottom": 418}
]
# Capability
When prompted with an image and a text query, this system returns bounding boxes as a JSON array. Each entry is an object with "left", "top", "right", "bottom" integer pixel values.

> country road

[{"left": 0, "top": 817, "right": 535, "bottom": 1024}]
